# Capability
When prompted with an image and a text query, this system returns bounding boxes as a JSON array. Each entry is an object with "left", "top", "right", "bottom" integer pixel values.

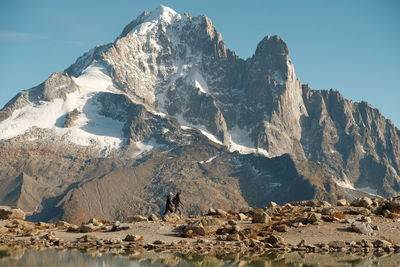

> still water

[{"left": 1, "top": 247, "right": 400, "bottom": 267}]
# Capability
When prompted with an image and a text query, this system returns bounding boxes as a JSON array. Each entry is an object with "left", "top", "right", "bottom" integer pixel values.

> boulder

[
  {"left": 384, "top": 200, "right": 400, "bottom": 214},
  {"left": 80, "top": 223, "right": 99, "bottom": 233},
  {"left": 267, "top": 201, "right": 278, "bottom": 208},
  {"left": 351, "top": 197, "right": 373, "bottom": 208},
  {"left": 265, "top": 234, "right": 285, "bottom": 247},
  {"left": 128, "top": 215, "right": 148, "bottom": 223},
  {"left": 207, "top": 208, "right": 217, "bottom": 215},
  {"left": 237, "top": 213, "right": 248, "bottom": 220},
  {"left": 162, "top": 213, "right": 180, "bottom": 223},
  {"left": 346, "top": 207, "right": 371, "bottom": 216},
  {"left": 307, "top": 212, "right": 322, "bottom": 223},
  {"left": 124, "top": 234, "right": 143, "bottom": 242},
  {"left": 274, "top": 224, "right": 289, "bottom": 232},
  {"left": 199, "top": 217, "right": 222, "bottom": 227},
  {"left": 252, "top": 212, "right": 271, "bottom": 224},
  {"left": 226, "top": 233, "right": 240, "bottom": 241},
  {"left": 321, "top": 207, "right": 336, "bottom": 215},
  {"left": 215, "top": 209, "right": 227, "bottom": 216},
  {"left": 185, "top": 217, "right": 221, "bottom": 236},
  {"left": 148, "top": 214, "right": 159, "bottom": 222},
  {"left": 351, "top": 221, "right": 373, "bottom": 235},
  {"left": 0, "top": 206, "right": 25, "bottom": 220},
  {"left": 185, "top": 222, "right": 206, "bottom": 236},
  {"left": 337, "top": 199, "right": 349, "bottom": 206},
  {"left": 55, "top": 221, "right": 71, "bottom": 229},
  {"left": 78, "top": 234, "right": 98, "bottom": 242}
]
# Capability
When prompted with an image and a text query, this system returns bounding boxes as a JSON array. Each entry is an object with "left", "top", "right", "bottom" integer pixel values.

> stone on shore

[
  {"left": 124, "top": 234, "right": 143, "bottom": 242},
  {"left": 351, "top": 221, "right": 373, "bottom": 235}
]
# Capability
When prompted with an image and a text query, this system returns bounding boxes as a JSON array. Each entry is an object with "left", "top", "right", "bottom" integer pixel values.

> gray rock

[
  {"left": 351, "top": 197, "right": 373, "bottom": 208},
  {"left": 351, "top": 221, "right": 373, "bottom": 235}
]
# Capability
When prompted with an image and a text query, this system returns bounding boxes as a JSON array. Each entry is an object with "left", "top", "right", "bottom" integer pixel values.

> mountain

[{"left": 0, "top": 6, "right": 399, "bottom": 224}]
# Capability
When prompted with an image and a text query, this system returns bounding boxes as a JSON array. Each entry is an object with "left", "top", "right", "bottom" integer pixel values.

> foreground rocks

[{"left": 0, "top": 197, "right": 400, "bottom": 258}]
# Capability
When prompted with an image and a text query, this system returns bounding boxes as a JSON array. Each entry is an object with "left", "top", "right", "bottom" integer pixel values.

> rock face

[{"left": 0, "top": 5, "right": 399, "bottom": 223}]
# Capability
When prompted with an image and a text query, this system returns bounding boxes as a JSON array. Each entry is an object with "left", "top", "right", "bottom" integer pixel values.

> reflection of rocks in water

[
  {"left": 137, "top": 252, "right": 400, "bottom": 267},
  {"left": 0, "top": 246, "right": 25, "bottom": 261},
  {"left": 2, "top": 249, "right": 400, "bottom": 266}
]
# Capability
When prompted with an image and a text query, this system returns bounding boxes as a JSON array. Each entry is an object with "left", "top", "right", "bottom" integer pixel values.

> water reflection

[{"left": 1, "top": 247, "right": 400, "bottom": 267}]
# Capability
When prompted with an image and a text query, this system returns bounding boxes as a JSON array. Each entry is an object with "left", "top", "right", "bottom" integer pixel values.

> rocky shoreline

[{"left": 1, "top": 196, "right": 400, "bottom": 259}]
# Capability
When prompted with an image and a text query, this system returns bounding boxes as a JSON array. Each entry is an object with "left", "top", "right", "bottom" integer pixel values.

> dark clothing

[
  {"left": 163, "top": 195, "right": 174, "bottom": 215},
  {"left": 172, "top": 194, "right": 183, "bottom": 215}
]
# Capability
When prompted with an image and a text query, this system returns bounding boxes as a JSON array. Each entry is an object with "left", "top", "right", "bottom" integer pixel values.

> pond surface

[{"left": 1, "top": 247, "right": 400, "bottom": 267}]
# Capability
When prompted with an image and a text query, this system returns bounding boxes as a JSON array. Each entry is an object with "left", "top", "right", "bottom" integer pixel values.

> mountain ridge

[{"left": 0, "top": 6, "right": 399, "bottom": 224}]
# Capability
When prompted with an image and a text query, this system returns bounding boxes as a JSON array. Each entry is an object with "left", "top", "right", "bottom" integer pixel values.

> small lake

[{"left": 1, "top": 247, "right": 400, "bottom": 267}]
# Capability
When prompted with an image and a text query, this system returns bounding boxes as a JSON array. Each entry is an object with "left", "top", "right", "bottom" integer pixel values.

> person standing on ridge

[
  {"left": 163, "top": 192, "right": 175, "bottom": 215},
  {"left": 173, "top": 192, "right": 184, "bottom": 216}
]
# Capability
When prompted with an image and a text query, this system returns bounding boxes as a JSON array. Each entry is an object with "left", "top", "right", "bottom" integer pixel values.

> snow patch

[
  {"left": 192, "top": 71, "right": 209, "bottom": 94},
  {"left": 129, "top": 5, "right": 182, "bottom": 35},
  {"left": 175, "top": 114, "right": 223, "bottom": 145},
  {"left": 227, "top": 125, "right": 269, "bottom": 156},
  {"left": 0, "top": 63, "right": 127, "bottom": 157},
  {"left": 336, "top": 179, "right": 355, "bottom": 190},
  {"left": 199, "top": 129, "right": 223, "bottom": 145}
]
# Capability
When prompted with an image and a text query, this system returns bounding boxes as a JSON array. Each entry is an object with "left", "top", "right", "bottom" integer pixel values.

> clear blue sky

[{"left": 1, "top": 0, "right": 399, "bottom": 127}]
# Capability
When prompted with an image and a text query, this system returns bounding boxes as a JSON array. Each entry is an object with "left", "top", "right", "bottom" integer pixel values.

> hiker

[
  {"left": 163, "top": 192, "right": 175, "bottom": 215},
  {"left": 173, "top": 192, "right": 184, "bottom": 216}
]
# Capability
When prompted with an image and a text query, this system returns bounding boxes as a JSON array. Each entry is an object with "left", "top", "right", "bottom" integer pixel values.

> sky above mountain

[{"left": 0, "top": 0, "right": 399, "bottom": 127}]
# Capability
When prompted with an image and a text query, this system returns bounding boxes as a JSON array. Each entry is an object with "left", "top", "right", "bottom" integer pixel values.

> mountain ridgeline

[{"left": 0, "top": 6, "right": 399, "bottom": 224}]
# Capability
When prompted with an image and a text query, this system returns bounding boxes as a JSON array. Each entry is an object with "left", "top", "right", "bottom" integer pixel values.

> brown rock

[
  {"left": 373, "top": 239, "right": 392, "bottom": 248},
  {"left": 226, "top": 233, "right": 240, "bottom": 241},
  {"left": 252, "top": 212, "right": 271, "bottom": 224},
  {"left": 80, "top": 223, "right": 99, "bottom": 233},
  {"left": 215, "top": 209, "right": 227, "bottom": 216},
  {"left": 128, "top": 215, "right": 148, "bottom": 223},
  {"left": 307, "top": 212, "right": 321, "bottom": 223},
  {"left": 274, "top": 224, "right": 289, "bottom": 232},
  {"left": 162, "top": 213, "right": 180, "bottom": 223},
  {"left": 265, "top": 234, "right": 285, "bottom": 247},
  {"left": 337, "top": 199, "right": 349, "bottom": 206},
  {"left": 148, "top": 214, "right": 159, "bottom": 222},
  {"left": 328, "top": 240, "right": 346, "bottom": 248},
  {"left": 124, "top": 234, "right": 143, "bottom": 242}
]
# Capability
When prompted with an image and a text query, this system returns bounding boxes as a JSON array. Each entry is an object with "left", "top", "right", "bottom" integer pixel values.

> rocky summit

[{"left": 0, "top": 6, "right": 399, "bottom": 224}]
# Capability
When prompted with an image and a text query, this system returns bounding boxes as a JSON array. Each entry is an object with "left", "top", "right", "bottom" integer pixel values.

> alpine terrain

[{"left": 0, "top": 6, "right": 399, "bottom": 224}]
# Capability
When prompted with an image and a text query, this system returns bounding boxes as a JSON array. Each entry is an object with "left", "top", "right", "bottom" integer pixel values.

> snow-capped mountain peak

[{"left": 119, "top": 5, "right": 182, "bottom": 37}]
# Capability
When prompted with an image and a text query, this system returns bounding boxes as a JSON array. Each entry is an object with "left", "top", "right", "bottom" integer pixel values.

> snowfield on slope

[{"left": 0, "top": 64, "right": 126, "bottom": 156}]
